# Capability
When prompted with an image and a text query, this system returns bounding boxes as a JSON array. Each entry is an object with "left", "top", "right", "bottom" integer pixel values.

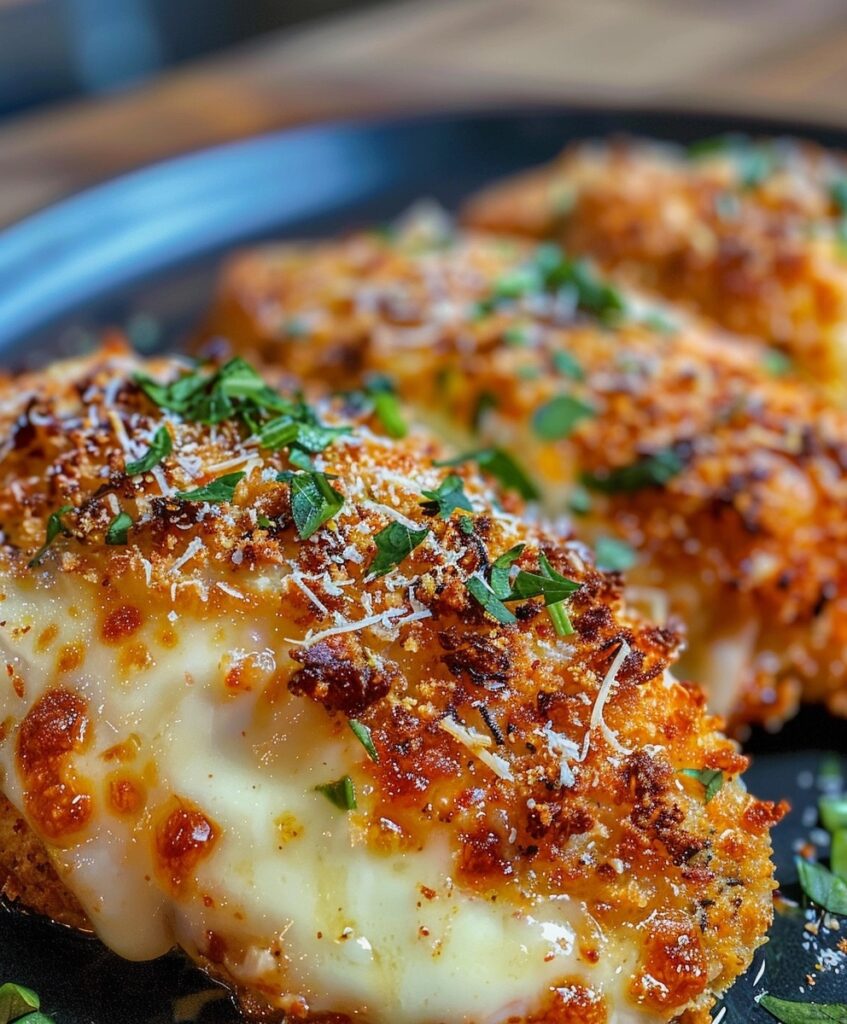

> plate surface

[{"left": 0, "top": 106, "right": 845, "bottom": 1023}]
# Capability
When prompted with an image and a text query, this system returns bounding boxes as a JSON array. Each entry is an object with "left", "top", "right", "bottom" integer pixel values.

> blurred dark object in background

[{"left": 0, "top": 0, "right": 392, "bottom": 118}]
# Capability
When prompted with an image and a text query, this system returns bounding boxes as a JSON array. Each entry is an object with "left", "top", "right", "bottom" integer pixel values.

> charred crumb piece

[{"left": 288, "top": 634, "right": 400, "bottom": 717}]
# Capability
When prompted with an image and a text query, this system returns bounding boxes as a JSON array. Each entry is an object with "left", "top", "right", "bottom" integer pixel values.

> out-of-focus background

[{"left": 3, "top": 0, "right": 847, "bottom": 226}]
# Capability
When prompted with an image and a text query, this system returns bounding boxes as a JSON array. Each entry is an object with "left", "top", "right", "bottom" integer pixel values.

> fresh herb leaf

[
  {"left": 795, "top": 856, "right": 847, "bottom": 914},
  {"left": 582, "top": 449, "right": 684, "bottom": 493},
  {"left": 419, "top": 475, "right": 473, "bottom": 520},
  {"left": 680, "top": 767, "right": 724, "bottom": 804},
  {"left": 175, "top": 472, "right": 245, "bottom": 504},
  {"left": 365, "top": 376, "right": 407, "bottom": 439},
  {"left": 285, "top": 471, "right": 344, "bottom": 540},
  {"left": 348, "top": 720, "right": 379, "bottom": 762},
  {"left": 510, "top": 555, "right": 581, "bottom": 606},
  {"left": 435, "top": 448, "right": 540, "bottom": 501},
  {"left": 27, "top": 505, "right": 73, "bottom": 568},
  {"left": 465, "top": 575, "right": 517, "bottom": 625},
  {"left": 759, "top": 994, "right": 847, "bottom": 1024},
  {"left": 257, "top": 513, "right": 274, "bottom": 529},
  {"left": 489, "top": 543, "right": 525, "bottom": 598},
  {"left": 640, "top": 310, "right": 678, "bottom": 334},
  {"left": 503, "top": 324, "right": 530, "bottom": 347},
  {"left": 532, "top": 394, "right": 594, "bottom": 441},
  {"left": 105, "top": 511, "right": 133, "bottom": 546},
  {"left": 546, "top": 600, "right": 575, "bottom": 637},
  {"left": 368, "top": 522, "right": 429, "bottom": 578},
  {"left": 552, "top": 350, "right": 584, "bottom": 380},
  {"left": 594, "top": 536, "right": 637, "bottom": 572},
  {"left": 763, "top": 348, "right": 793, "bottom": 377},
  {"left": 315, "top": 775, "right": 357, "bottom": 811},
  {"left": 258, "top": 415, "right": 349, "bottom": 454},
  {"left": 0, "top": 982, "right": 41, "bottom": 1024},
  {"left": 833, "top": 830, "right": 847, "bottom": 880},
  {"left": 688, "top": 134, "right": 775, "bottom": 189},
  {"left": 124, "top": 426, "right": 172, "bottom": 475},
  {"left": 458, "top": 516, "right": 475, "bottom": 536},
  {"left": 567, "top": 485, "right": 592, "bottom": 516}
]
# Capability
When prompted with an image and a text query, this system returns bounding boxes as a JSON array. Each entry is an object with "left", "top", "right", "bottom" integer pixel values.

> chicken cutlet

[
  {"left": 202, "top": 223, "right": 847, "bottom": 726},
  {"left": 0, "top": 343, "right": 781, "bottom": 1023},
  {"left": 464, "top": 135, "right": 847, "bottom": 397}
]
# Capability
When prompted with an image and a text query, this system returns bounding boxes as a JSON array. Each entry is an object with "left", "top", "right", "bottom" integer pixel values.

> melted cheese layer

[{"left": 0, "top": 574, "right": 652, "bottom": 1024}]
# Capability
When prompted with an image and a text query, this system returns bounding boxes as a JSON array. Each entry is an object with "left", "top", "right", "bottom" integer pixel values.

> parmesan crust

[
  {"left": 0, "top": 345, "right": 781, "bottom": 1024},
  {"left": 202, "top": 224, "right": 847, "bottom": 727}
]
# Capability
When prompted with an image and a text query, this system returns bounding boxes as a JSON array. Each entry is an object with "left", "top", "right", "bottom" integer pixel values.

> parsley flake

[
  {"left": 763, "top": 348, "right": 793, "bottom": 377},
  {"left": 419, "top": 475, "right": 473, "bottom": 520},
  {"left": 0, "top": 982, "right": 54, "bottom": 1024},
  {"left": 760, "top": 994, "right": 847, "bottom": 1024},
  {"left": 532, "top": 393, "right": 594, "bottom": 441},
  {"left": 511, "top": 551, "right": 580, "bottom": 636},
  {"left": 315, "top": 775, "right": 357, "bottom": 811},
  {"left": 489, "top": 543, "right": 525, "bottom": 598},
  {"left": 348, "top": 720, "right": 379, "bottom": 763},
  {"left": 175, "top": 472, "right": 245, "bottom": 504},
  {"left": 365, "top": 376, "right": 407, "bottom": 439},
  {"left": 552, "top": 350, "right": 584, "bottom": 380},
  {"left": 28, "top": 505, "right": 73, "bottom": 568},
  {"left": 368, "top": 522, "right": 429, "bottom": 578},
  {"left": 582, "top": 448, "right": 684, "bottom": 493},
  {"left": 125, "top": 426, "right": 172, "bottom": 476},
  {"left": 679, "top": 767, "right": 724, "bottom": 804},
  {"left": 465, "top": 574, "right": 517, "bottom": 625},
  {"left": 278, "top": 470, "right": 344, "bottom": 540},
  {"left": 594, "top": 536, "right": 637, "bottom": 572},
  {"left": 435, "top": 448, "right": 540, "bottom": 501},
  {"left": 105, "top": 511, "right": 134, "bottom": 546}
]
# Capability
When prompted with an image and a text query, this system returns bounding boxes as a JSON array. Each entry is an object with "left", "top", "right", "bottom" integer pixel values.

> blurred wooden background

[{"left": 4, "top": 0, "right": 847, "bottom": 226}]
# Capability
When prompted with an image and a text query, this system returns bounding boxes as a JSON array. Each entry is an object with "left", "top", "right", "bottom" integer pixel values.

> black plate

[{"left": 0, "top": 106, "right": 845, "bottom": 1023}]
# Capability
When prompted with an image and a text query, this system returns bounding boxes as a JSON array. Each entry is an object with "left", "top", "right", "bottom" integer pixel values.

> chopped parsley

[
  {"left": 0, "top": 982, "right": 54, "bottom": 1024},
  {"left": 365, "top": 375, "right": 407, "bottom": 439},
  {"left": 28, "top": 505, "right": 73, "bottom": 568},
  {"left": 679, "top": 767, "right": 724, "bottom": 805},
  {"left": 795, "top": 857, "right": 847, "bottom": 915},
  {"left": 819, "top": 791, "right": 847, "bottom": 881},
  {"left": 511, "top": 551, "right": 580, "bottom": 636},
  {"left": 567, "top": 485, "right": 592, "bottom": 517},
  {"left": 759, "top": 995, "right": 847, "bottom": 1024},
  {"left": 435, "top": 448, "right": 540, "bottom": 501},
  {"left": 594, "top": 536, "right": 637, "bottom": 572},
  {"left": 175, "top": 471, "right": 245, "bottom": 504},
  {"left": 277, "top": 470, "right": 344, "bottom": 540},
  {"left": 257, "top": 513, "right": 274, "bottom": 529},
  {"left": 551, "top": 349, "right": 584, "bottom": 380},
  {"left": 532, "top": 393, "right": 594, "bottom": 441},
  {"left": 124, "top": 425, "right": 172, "bottom": 476},
  {"left": 687, "top": 134, "right": 775, "bottom": 189},
  {"left": 105, "top": 511, "right": 134, "bottom": 546},
  {"left": 258, "top": 415, "right": 348, "bottom": 454},
  {"left": 489, "top": 543, "right": 525, "bottom": 598},
  {"left": 581, "top": 448, "right": 684, "bottom": 493},
  {"left": 135, "top": 357, "right": 291, "bottom": 428},
  {"left": 315, "top": 775, "right": 357, "bottom": 811},
  {"left": 368, "top": 522, "right": 429, "bottom": 578},
  {"left": 763, "top": 347, "right": 793, "bottom": 377},
  {"left": 419, "top": 475, "right": 473, "bottom": 520},
  {"left": 465, "top": 574, "right": 517, "bottom": 625},
  {"left": 348, "top": 719, "right": 379, "bottom": 762}
]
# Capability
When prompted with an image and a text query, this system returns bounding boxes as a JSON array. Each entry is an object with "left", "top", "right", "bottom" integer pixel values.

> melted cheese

[{"left": 0, "top": 573, "right": 653, "bottom": 1024}]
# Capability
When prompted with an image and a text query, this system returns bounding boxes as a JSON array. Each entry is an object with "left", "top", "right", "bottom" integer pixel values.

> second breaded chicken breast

[
  {"left": 202, "top": 223, "right": 847, "bottom": 727},
  {"left": 464, "top": 136, "right": 847, "bottom": 398}
]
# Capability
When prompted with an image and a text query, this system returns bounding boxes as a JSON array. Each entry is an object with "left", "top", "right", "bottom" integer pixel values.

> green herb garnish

[
  {"left": 465, "top": 574, "right": 517, "bottom": 625},
  {"left": 760, "top": 994, "right": 847, "bottom": 1024},
  {"left": 582, "top": 448, "right": 684, "bottom": 493},
  {"left": 552, "top": 350, "right": 584, "bottom": 380},
  {"left": 277, "top": 470, "right": 344, "bottom": 540},
  {"left": 435, "top": 448, "right": 540, "bottom": 501},
  {"left": 105, "top": 511, "right": 133, "bottom": 546},
  {"left": 532, "top": 394, "right": 594, "bottom": 441},
  {"left": 763, "top": 348, "right": 793, "bottom": 377},
  {"left": 795, "top": 856, "right": 847, "bottom": 915},
  {"left": 679, "top": 767, "right": 724, "bottom": 804},
  {"left": 315, "top": 775, "right": 357, "bottom": 811},
  {"left": 368, "top": 522, "right": 429, "bottom": 578},
  {"left": 365, "top": 376, "right": 407, "bottom": 439},
  {"left": 567, "top": 485, "right": 592, "bottom": 517},
  {"left": 511, "top": 551, "right": 580, "bottom": 637},
  {"left": 0, "top": 982, "right": 54, "bottom": 1024},
  {"left": 348, "top": 720, "right": 379, "bottom": 763},
  {"left": 175, "top": 471, "right": 245, "bottom": 504},
  {"left": 125, "top": 425, "right": 172, "bottom": 476},
  {"left": 27, "top": 505, "right": 73, "bottom": 568},
  {"left": 594, "top": 536, "right": 637, "bottom": 572},
  {"left": 831, "top": 178, "right": 847, "bottom": 215},
  {"left": 419, "top": 475, "right": 473, "bottom": 520},
  {"left": 489, "top": 543, "right": 525, "bottom": 598}
]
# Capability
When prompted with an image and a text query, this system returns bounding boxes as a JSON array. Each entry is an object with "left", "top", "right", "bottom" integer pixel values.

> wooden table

[{"left": 4, "top": 0, "right": 847, "bottom": 227}]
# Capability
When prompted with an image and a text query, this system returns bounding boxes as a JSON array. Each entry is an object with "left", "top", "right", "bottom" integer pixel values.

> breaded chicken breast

[
  {"left": 203, "top": 225, "right": 847, "bottom": 726},
  {"left": 0, "top": 344, "right": 781, "bottom": 1023},
  {"left": 464, "top": 136, "right": 847, "bottom": 397}
]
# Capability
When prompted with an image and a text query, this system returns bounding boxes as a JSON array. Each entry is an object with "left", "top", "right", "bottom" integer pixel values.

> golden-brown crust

[
  {"left": 200, "top": 226, "right": 847, "bottom": 726},
  {"left": 0, "top": 345, "right": 780, "bottom": 1021},
  {"left": 463, "top": 135, "right": 847, "bottom": 397}
]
